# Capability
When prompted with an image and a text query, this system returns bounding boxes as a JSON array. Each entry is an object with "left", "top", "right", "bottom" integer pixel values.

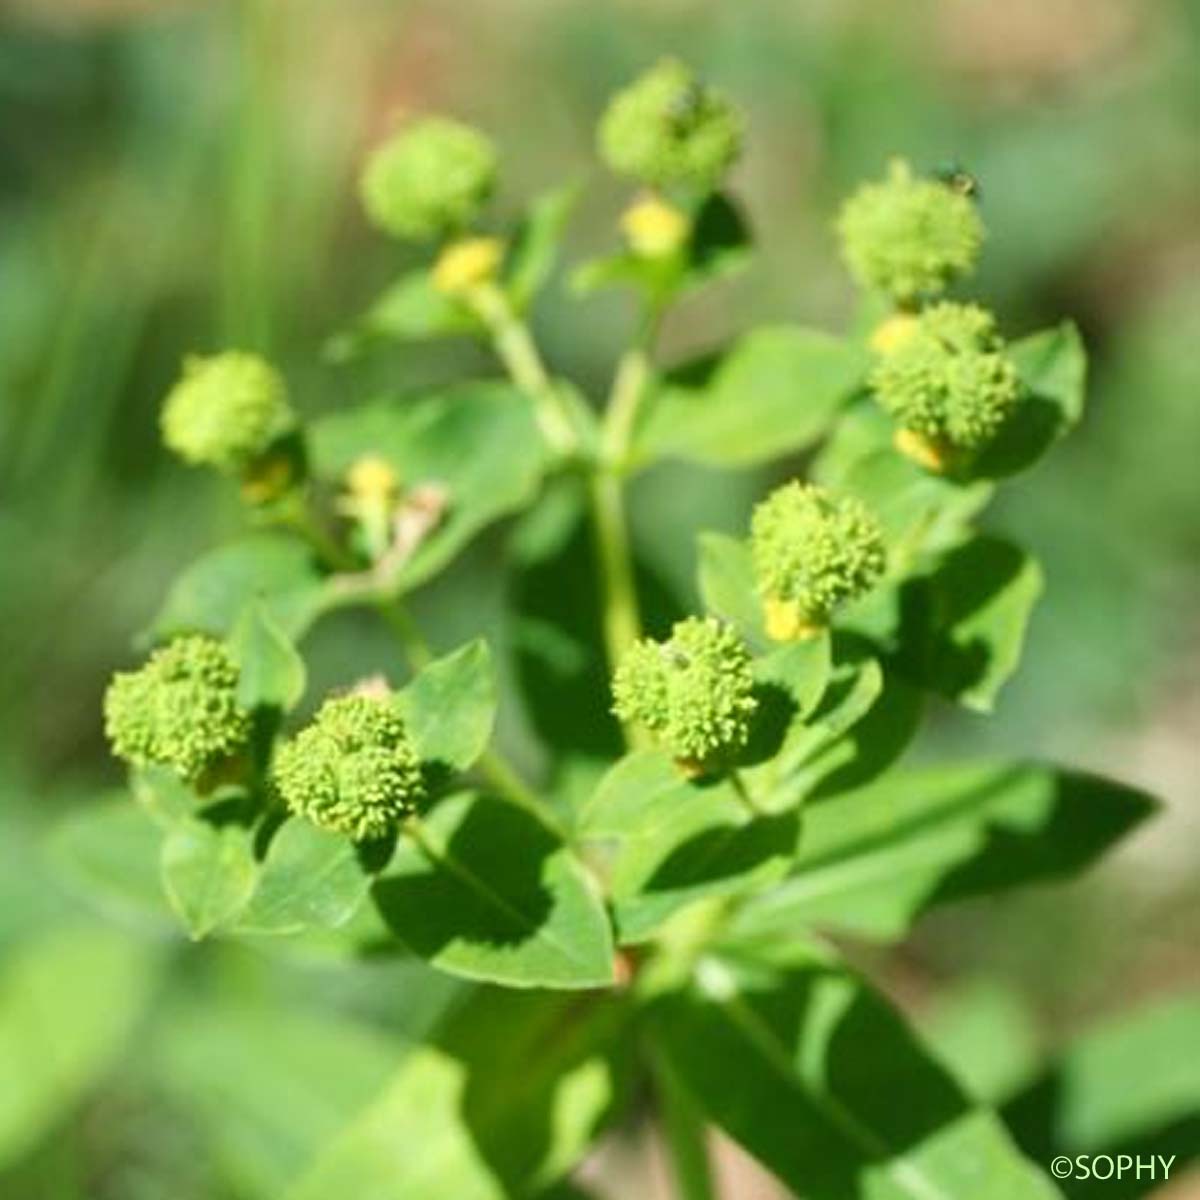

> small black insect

[{"left": 931, "top": 161, "right": 981, "bottom": 200}]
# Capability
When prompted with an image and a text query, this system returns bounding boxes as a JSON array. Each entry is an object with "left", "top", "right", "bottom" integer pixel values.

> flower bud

[
  {"left": 870, "top": 301, "right": 1021, "bottom": 466},
  {"left": 360, "top": 117, "right": 498, "bottom": 241},
  {"left": 598, "top": 59, "right": 742, "bottom": 192},
  {"left": 160, "top": 352, "right": 296, "bottom": 474},
  {"left": 612, "top": 617, "right": 757, "bottom": 769},
  {"left": 837, "top": 159, "right": 983, "bottom": 303},
  {"left": 750, "top": 483, "right": 886, "bottom": 639},
  {"left": 620, "top": 194, "right": 691, "bottom": 258},
  {"left": 103, "top": 636, "right": 251, "bottom": 785},
  {"left": 273, "top": 694, "right": 424, "bottom": 840},
  {"left": 431, "top": 236, "right": 506, "bottom": 295}
]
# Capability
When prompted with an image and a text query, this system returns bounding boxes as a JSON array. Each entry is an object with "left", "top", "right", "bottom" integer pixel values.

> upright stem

[
  {"left": 468, "top": 283, "right": 576, "bottom": 454},
  {"left": 649, "top": 1046, "right": 718, "bottom": 1200},
  {"left": 588, "top": 469, "right": 642, "bottom": 677}
]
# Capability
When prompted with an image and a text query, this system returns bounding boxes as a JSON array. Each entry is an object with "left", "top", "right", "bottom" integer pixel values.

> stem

[
  {"left": 376, "top": 597, "right": 433, "bottom": 670},
  {"left": 728, "top": 770, "right": 762, "bottom": 816},
  {"left": 468, "top": 282, "right": 576, "bottom": 454},
  {"left": 603, "top": 346, "right": 651, "bottom": 469},
  {"left": 588, "top": 469, "right": 643, "bottom": 679},
  {"left": 650, "top": 1046, "right": 718, "bottom": 1200}
]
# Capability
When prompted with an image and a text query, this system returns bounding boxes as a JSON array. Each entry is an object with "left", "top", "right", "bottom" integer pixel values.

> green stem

[
  {"left": 588, "top": 469, "right": 643, "bottom": 680},
  {"left": 602, "top": 346, "right": 651, "bottom": 469},
  {"left": 468, "top": 282, "right": 576, "bottom": 453},
  {"left": 649, "top": 1045, "right": 718, "bottom": 1200}
]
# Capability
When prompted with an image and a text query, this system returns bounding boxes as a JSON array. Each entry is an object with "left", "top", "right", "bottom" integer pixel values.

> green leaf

[
  {"left": 1005, "top": 990, "right": 1200, "bottom": 1186},
  {"left": 372, "top": 791, "right": 615, "bottom": 988},
  {"left": 287, "top": 988, "right": 629, "bottom": 1200},
  {"left": 975, "top": 322, "right": 1087, "bottom": 479},
  {"left": 395, "top": 639, "right": 497, "bottom": 774},
  {"left": 0, "top": 925, "right": 158, "bottom": 1167},
  {"left": 896, "top": 536, "right": 1043, "bottom": 711},
  {"left": 728, "top": 762, "right": 1156, "bottom": 943},
  {"left": 507, "top": 181, "right": 581, "bottom": 311},
  {"left": 231, "top": 601, "right": 307, "bottom": 713},
  {"left": 310, "top": 382, "right": 549, "bottom": 595},
  {"left": 155, "top": 1002, "right": 403, "bottom": 1199},
  {"left": 236, "top": 819, "right": 370, "bottom": 936},
  {"left": 150, "top": 532, "right": 327, "bottom": 642},
  {"left": 44, "top": 797, "right": 172, "bottom": 928},
  {"left": 131, "top": 764, "right": 196, "bottom": 828},
  {"left": 580, "top": 752, "right": 801, "bottom": 944},
  {"left": 697, "top": 532, "right": 768, "bottom": 650},
  {"left": 635, "top": 327, "right": 868, "bottom": 468},
  {"left": 325, "top": 270, "right": 479, "bottom": 361},
  {"left": 161, "top": 819, "right": 258, "bottom": 939},
  {"left": 649, "top": 943, "right": 1063, "bottom": 1199}
]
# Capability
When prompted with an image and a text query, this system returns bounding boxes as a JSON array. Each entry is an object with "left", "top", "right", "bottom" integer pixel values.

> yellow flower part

[
  {"left": 346, "top": 454, "right": 400, "bottom": 501},
  {"left": 893, "top": 427, "right": 952, "bottom": 474},
  {"left": 763, "top": 597, "right": 825, "bottom": 643},
  {"left": 432, "top": 236, "right": 506, "bottom": 295},
  {"left": 870, "top": 312, "right": 919, "bottom": 356},
  {"left": 620, "top": 194, "right": 690, "bottom": 259}
]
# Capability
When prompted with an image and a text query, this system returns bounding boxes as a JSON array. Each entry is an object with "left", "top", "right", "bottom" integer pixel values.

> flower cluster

[
  {"left": 360, "top": 117, "right": 498, "bottom": 242},
  {"left": 103, "top": 636, "right": 251, "bottom": 785},
  {"left": 870, "top": 301, "right": 1021, "bottom": 466},
  {"left": 598, "top": 58, "right": 742, "bottom": 193},
  {"left": 837, "top": 159, "right": 983, "bottom": 304},
  {"left": 750, "top": 483, "right": 886, "bottom": 640},
  {"left": 160, "top": 352, "right": 295, "bottom": 474},
  {"left": 612, "top": 617, "right": 757, "bottom": 769},
  {"left": 272, "top": 694, "right": 425, "bottom": 840}
]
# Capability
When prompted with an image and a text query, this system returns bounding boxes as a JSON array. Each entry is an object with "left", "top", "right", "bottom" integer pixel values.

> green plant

[{"left": 60, "top": 59, "right": 1159, "bottom": 1199}]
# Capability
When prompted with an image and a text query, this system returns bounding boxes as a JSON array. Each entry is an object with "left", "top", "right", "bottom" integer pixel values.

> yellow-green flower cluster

[
  {"left": 612, "top": 617, "right": 757, "bottom": 767},
  {"left": 751, "top": 483, "right": 886, "bottom": 638},
  {"left": 837, "top": 159, "right": 983, "bottom": 304},
  {"left": 273, "top": 694, "right": 424, "bottom": 840},
  {"left": 360, "top": 117, "right": 497, "bottom": 241},
  {"left": 160, "top": 352, "right": 295, "bottom": 474},
  {"left": 103, "top": 636, "right": 251, "bottom": 785},
  {"left": 598, "top": 59, "right": 742, "bottom": 192},
  {"left": 870, "top": 302, "right": 1021, "bottom": 457}
]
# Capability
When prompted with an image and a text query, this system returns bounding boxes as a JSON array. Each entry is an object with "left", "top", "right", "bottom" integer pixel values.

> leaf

[
  {"left": 155, "top": 1002, "right": 404, "bottom": 1199},
  {"left": 287, "top": 988, "right": 629, "bottom": 1200},
  {"left": 727, "top": 762, "right": 1157, "bottom": 943},
  {"left": 149, "top": 532, "right": 327, "bottom": 642},
  {"left": 697, "top": 532, "right": 768, "bottom": 650},
  {"left": 372, "top": 791, "right": 615, "bottom": 988},
  {"left": 235, "top": 819, "right": 370, "bottom": 936},
  {"left": 507, "top": 181, "right": 581, "bottom": 311},
  {"left": 649, "top": 943, "right": 1064, "bottom": 1199},
  {"left": 0, "top": 925, "right": 158, "bottom": 1167},
  {"left": 325, "top": 270, "right": 479, "bottom": 361},
  {"left": 975, "top": 322, "right": 1087, "bottom": 479},
  {"left": 634, "top": 327, "right": 868, "bottom": 468},
  {"left": 896, "top": 536, "right": 1044, "bottom": 711},
  {"left": 687, "top": 191, "right": 753, "bottom": 287},
  {"left": 230, "top": 601, "right": 306, "bottom": 713},
  {"left": 310, "top": 382, "right": 549, "bottom": 595},
  {"left": 580, "top": 752, "right": 801, "bottom": 945},
  {"left": 1005, "top": 991, "right": 1200, "bottom": 1189},
  {"left": 395, "top": 639, "right": 497, "bottom": 774},
  {"left": 45, "top": 797, "right": 172, "bottom": 928},
  {"left": 161, "top": 819, "right": 258, "bottom": 939}
]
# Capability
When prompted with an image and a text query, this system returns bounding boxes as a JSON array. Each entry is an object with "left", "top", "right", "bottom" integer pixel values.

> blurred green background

[{"left": 2, "top": 1, "right": 1198, "bottom": 1196}]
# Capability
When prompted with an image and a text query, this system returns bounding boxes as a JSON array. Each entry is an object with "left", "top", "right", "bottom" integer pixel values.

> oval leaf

[
  {"left": 236, "top": 819, "right": 370, "bottom": 936},
  {"left": 371, "top": 792, "right": 615, "bottom": 989},
  {"left": 231, "top": 601, "right": 306, "bottom": 713},
  {"left": 161, "top": 819, "right": 258, "bottom": 940},
  {"left": 395, "top": 640, "right": 497, "bottom": 774}
]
